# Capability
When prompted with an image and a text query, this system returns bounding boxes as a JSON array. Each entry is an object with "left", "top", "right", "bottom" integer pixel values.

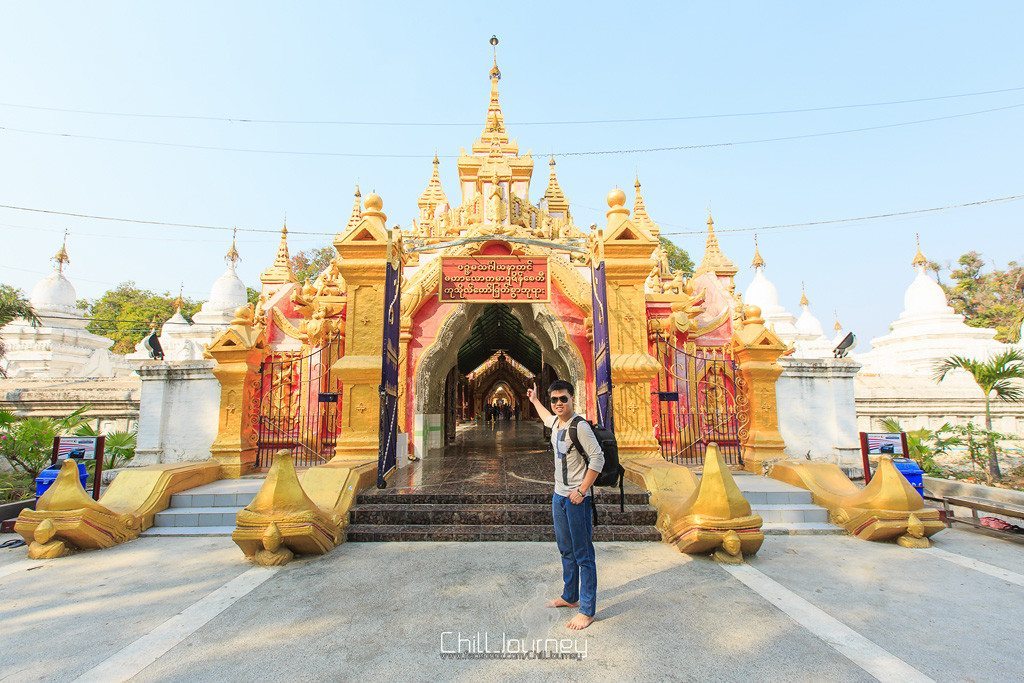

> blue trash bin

[
  {"left": 35, "top": 461, "right": 89, "bottom": 497},
  {"left": 891, "top": 457, "right": 925, "bottom": 498}
]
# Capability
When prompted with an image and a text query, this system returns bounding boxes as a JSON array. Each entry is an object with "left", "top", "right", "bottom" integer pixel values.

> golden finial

[
  {"left": 489, "top": 35, "right": 500, "bottom": 79},
  {"left": 833, "top": 310, "right": 842, "bottom": 332},
  {"left": 751, "top": 234, "right": 765, "bottom": 269},
  {"left": 52, "top": 229, "right": 70, "bottom": 274},
  {"left": 418, "top": 154, "right": 448, "bottom": 211},
  {"left": 173, "top": 283, "right": 184, "bottom": 312},
  {"left": 225, "top": 227, "right": 241, "bottom": 267},
  {"left": 799, "top": 282, "right": 809, "bottom": 308},
  {"left": 542, "top": 156, "right": 569, "bottom": 216},
  {"left": 911, "top": 232, "right": 928, "bottom": 268}
]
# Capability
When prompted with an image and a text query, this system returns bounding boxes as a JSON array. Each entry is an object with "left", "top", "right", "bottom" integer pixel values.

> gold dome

[
  {"left": 364, "top": 192, "right": 384, "bottom": 212},
  {"left": 606, "top": 187, "right": 627, "bottom": 208}
]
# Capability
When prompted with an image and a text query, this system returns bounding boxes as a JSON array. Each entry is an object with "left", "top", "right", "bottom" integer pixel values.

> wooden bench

[{"left": 942, "top": 495, "right": 1024, "bottom": 544}]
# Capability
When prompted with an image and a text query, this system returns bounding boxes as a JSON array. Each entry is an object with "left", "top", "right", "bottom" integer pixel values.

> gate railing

[
  {"left": 651, "top": 336, "right": 746, "bottom": 467},
  {"left": 256, "top": 336, "right": 344, "bottom": 469}
]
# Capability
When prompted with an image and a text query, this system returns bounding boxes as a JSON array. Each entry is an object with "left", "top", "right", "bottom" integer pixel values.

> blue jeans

[{"left": 551, "top": 493, "right": 597, "bottom": 617}]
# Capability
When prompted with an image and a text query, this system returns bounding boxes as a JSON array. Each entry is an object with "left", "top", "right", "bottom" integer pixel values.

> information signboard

[{"left": 439, "top": 256, "right": 550, "bottom": 303}]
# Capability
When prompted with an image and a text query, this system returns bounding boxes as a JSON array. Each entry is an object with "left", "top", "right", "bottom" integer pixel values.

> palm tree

[
  {"left": 0, "top": 284, "right": 40, "bottom": 376},
  {"left": 934, "top": 349, "right": 1024, "bottom": 480}
]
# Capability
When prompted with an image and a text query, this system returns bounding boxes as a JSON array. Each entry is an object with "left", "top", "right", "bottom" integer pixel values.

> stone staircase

[
  {"left": 734, "top": 474, "right": 843, "bottom": 535},
  {"left": 140, "top": 479, "right": 263, "bottom": 537},
  {"left": 346, "top": 490, "right": 661, "bottom": 541}
]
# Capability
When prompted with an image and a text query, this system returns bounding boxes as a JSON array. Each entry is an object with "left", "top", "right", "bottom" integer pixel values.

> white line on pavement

[
  {"left": 0, "top": 558, "right": 48, "bottom": 579},
  {"left": 921, "top": 547, "right": 1024, "bottom": 587},
  {"left": 721, "top": 562, "right": 933, "bottom": 683},
  {"left": 72, "top": 566, "right": 280, "bottom": 683}
]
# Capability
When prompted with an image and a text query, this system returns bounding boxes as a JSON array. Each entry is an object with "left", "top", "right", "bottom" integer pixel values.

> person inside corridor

[{"left": 527, "top": 379, "right": 604, "bottom": 630}]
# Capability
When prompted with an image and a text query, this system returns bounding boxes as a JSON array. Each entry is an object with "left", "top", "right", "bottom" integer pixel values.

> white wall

[
  {"left": 134, "top": 361, "right": 220, "bottom": 465},
  {"left": 776, "top": 357, "right": 861, "bottom": 465}
]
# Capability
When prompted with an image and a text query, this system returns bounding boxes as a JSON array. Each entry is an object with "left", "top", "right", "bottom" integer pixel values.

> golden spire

[
  {"left": 345, "top": 185, "right": 363, "bottom": 231},
  {"left": 751, "top": 234, "right": 765, "bottom": 269},
  {"left": 417, "top": 155, "right": 448, "bottom": 211},
  {"left": 52, "top": 230, "right": 70, "bottom": 274},
  {"left": 173, "top": 283, "right": 184, "bottom": 312},
  {"left": 833, "top": 310, "right": 842, "bottom": 332},
  {"left": 631, "top": 176, "right": 659, "bottom": 237},
  {"left": 471, "top": 35, "right": 516, "bottom": 157},
  {"left": 799, "top": 282, "right": 809, "bottom": 307},
  {"left": 225, "top": 227, "right": 241, "bottom": 268},
  {"left": 694, "top": 212, "right": 738, "bottom": 278},
  {"left": 911, "top": 232, "right": 928, "bottom": 268},
  {"left": 542, "top": 157, "right": 570, "bottom": 216},
  {"left": 260, "top": 220, "right": 296, "bottom": 285}
]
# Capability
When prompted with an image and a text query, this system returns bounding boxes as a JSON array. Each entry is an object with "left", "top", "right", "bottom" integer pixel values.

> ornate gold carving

[
  {"left": 623, "top": 444, "right": 764, "bottom": 562},
  {"left": 731, "top": 310, "right": 788, "bottom": 472},
  {"left": 771, "top": 456, "right": 944, "bottom": 546},
  {"left": 233, "top": 450, "right": 342, "bottom": 566}
]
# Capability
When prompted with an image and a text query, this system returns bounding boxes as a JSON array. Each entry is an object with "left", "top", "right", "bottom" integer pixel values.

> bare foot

[
  {"left": 546, "top": 597, "right": 578, "bottom": 608},
  {"left": 566, "top": 613, "right": 594, "bottom": 630}
]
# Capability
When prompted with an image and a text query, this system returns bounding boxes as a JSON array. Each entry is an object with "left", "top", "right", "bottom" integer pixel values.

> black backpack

[{"left": 565, "top": 416, "right": 625, "bottom": 525}]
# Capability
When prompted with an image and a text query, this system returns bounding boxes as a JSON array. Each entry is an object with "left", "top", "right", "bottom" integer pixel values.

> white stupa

[
  {"left": 742, "top": 237, "right": 799, "bottom": 342},
  {"left": 128, "top": 234, "right": 248, "bottom": 362},
  {"left": 1, "top": 237, "right": 130, "bottom": 377},
  {"left": 790, "top": 284, "right": 834, "bottom": 358},
  {"left": 856, "top": 238, "right": 1005, "bottom": 376}
]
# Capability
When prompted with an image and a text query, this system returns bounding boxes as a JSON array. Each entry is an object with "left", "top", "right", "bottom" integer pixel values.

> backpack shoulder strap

[{"left": 567, "top": 415, "right": 589, "bottom": 466}]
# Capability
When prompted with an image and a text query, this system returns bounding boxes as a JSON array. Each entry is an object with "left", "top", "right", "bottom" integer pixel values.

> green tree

[
  {"left": 934, "top": 349, "right": 1024, "bottom": 481},
  {"left": 659, "top": 236, "right": 694, "bottom": 276},
  {"left": 942, "top": 251, "right": 1024, "bottom": 342},
  {"left": 246, "top": 287, "right": 261, "bottom": 307},
  {"left": 83, "top": 282, "right": 202, "bottom": 354},
  {"left": 880, "top": 417, "right": 959, "bottom": 475},
  {"left": 74, "top": 423, "right": 137, "bottom": 471},
  {"left": 0, "top": 284, "right": 40, "bottom": 375},
  {"left": 0, "top": 406, "right": 90, "bottom": 479},
  {"left": 291, "top": 246, "right": 335, "bottom": 284}
]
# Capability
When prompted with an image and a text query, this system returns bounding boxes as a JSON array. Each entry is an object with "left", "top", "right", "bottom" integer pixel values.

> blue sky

[{"left": 0, "top": 2, "right": 1021, "bottom": 342}]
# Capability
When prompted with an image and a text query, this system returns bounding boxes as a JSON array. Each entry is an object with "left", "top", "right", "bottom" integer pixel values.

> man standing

[{"left": 527, "top": 379, "right": 604, "bottom": 630}]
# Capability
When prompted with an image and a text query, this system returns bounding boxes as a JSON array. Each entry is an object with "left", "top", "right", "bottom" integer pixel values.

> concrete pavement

[{"left": 1, "top": 529, "right": 1022, "bottom": 682}]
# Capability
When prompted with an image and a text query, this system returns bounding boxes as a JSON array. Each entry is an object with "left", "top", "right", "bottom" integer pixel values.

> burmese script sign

[{"left": 440, "top": 256, "right": 550, "bottom": 303}]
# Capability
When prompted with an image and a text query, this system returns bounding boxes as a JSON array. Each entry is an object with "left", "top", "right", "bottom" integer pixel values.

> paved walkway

[
  {"left": 2, "top": 527, "right": 1022, "bottom": 681},
  {"left": 380, "top": 421, "right": 648, "bottom": 497}
]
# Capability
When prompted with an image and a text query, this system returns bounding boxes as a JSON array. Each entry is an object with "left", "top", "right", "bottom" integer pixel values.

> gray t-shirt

[{"left": 547, "top": 414, "right": 605, "bottom": 497}]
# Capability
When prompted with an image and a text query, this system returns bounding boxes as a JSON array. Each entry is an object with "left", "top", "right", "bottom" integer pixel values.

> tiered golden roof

[
  {"left": 345, "top": 186, "right": 362, "bottom": 233},
  {"left": 631, "top": 177, "right": 660, "bottom": 237},
  {"left": 418, "top": 155, "right": 449, "bottom": 214},
  {"left": 542, "top": 157, "right": 570, "bottom": 218},
  {"left": 694, "top": 213, "right": 738, "bottom": 278},
  {"left": 260, "top": 222, "right": 296, "bottom": 285}
]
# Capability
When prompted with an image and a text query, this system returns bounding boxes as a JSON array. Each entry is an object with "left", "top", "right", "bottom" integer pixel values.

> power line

[
  {"left": 1, "top": 102, "right": 1021, "bottom": 160},
  {"left": 0, "top": 85, "right": 1021, "bottom": 127},
  {"left": 655, "top": 194, "right": 1024, "bottom": 236}
]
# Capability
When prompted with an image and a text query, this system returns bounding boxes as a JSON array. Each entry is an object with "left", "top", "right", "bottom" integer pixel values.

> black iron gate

[
  {"left": 255, "top": 336, "right": 344, "bottom": 468},
  {"left": 651, "top": 336, "right": 747, "bottom": 467}
]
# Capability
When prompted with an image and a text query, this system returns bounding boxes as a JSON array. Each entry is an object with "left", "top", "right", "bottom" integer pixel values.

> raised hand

[{"left": 526, "top": 383, "right": 537, "bottom": 402}]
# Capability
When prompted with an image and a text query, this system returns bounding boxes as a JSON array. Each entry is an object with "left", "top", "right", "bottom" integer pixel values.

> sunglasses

[{"left": 549, "top": 395, "right": 571, "bottom": 404}]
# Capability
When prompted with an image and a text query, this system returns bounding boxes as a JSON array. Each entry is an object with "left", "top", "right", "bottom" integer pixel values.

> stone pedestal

[
  {"left": 732, "top": 307, "right": 788, "bottom": 473},
  {"left": 331, "top": 193, "right": 396, "bottom": 465},
  {"left": 777, "top": 356, "right": 861, "bottom": 465},
  {"left": 600, "top": 189, "right": 661, "bottom": 460},
  {"left": 204, "top": 307, "right": 266, "bottom": 478},
  {"left": 134, "top": 361, "right": 221, "bottom": 466}
]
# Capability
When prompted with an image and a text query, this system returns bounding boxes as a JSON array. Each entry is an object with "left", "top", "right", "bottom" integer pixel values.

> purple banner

[
  {"left": 591, "top": 262, "right": 614, "bottom": 431},
  {"left": 377, "top": 254, "right": 402, "bottom": 488}
]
